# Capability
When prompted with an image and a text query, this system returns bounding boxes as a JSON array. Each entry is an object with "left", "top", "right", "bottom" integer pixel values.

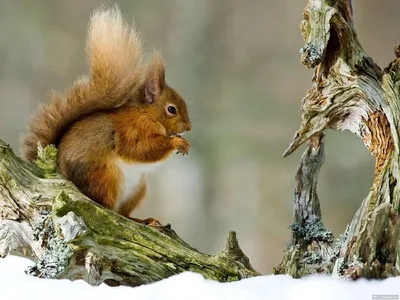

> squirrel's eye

[{"left": 167, "top": 106, "right": 177, "bottom": 115}]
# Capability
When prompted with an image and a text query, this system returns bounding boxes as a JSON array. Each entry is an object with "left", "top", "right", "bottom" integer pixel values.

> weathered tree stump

[{"left": 275, "top": 0, "right": 400, "bottom": 279}]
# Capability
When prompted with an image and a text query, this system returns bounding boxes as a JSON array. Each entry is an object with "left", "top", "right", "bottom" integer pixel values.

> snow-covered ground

[{"left": 1, "top": 255, "right": 399, "bottom": 300}]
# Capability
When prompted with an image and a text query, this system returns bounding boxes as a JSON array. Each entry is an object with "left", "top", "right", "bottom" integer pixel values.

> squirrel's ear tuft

[{"left": 144, "top": 51, "right": 165, "bottom": 104}]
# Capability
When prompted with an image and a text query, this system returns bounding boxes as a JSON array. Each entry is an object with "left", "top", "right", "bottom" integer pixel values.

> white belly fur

[{"left": 115, "top": 159, "right": 162, "bottom": 210}]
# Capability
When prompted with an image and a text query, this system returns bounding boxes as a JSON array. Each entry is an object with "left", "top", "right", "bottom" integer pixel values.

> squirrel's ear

[
  {"left": 144, "top": 52, "right": 165, "bottom": 104},
  {"left": 145, "top": 79, "right": 160, "bottom": 104}
]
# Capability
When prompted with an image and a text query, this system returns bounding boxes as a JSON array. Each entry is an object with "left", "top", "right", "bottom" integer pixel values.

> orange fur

[
  {"left": 87, "top": 163, "right": 120, "bottom": 210},
  {"left": 22, "top": 5, "right": 144, "bottom": 161},
  {"left": 22, "top": 6, "right": 191, "bottom": 221},
  {"left": 110, "top": 105, "right": 187, "bottom": 163}
]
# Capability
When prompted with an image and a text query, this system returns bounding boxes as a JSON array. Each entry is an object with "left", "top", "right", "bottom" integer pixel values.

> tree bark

[
  {"left": 1, "top": 0, "right": 399, "bottom": 285},
  {"left": 0, "top": 139, "right": 258, "bottom": 286},
  {"left": 275, "top": 0, "right": 400, "bottom": 279}
]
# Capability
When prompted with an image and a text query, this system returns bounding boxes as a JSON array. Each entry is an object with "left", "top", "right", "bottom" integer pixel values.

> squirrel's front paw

[{"left": 170, "top": 136, "right": 191, "bottom": 155}]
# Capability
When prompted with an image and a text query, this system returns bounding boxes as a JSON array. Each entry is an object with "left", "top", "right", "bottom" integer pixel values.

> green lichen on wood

[
  {"left": 0, "top": 137, "right": 259, "bottom": 286},
  {"left": 26, "top": 210, "right": 73, "bottom": 279},
  {"left": 282, "top": 0, "right": 400, "bottom": 280},
  {"left": 290, "top": 215, "right": 334, "bottom": 244},
  {"left": 35, "top": 143, "right": 59, "bottom": 178},
  {"left": 214, "top": 231, "right": 258, "bottom": 280},
  {"left": 51, "top": 191, "right": 259, "bottom": 283}
]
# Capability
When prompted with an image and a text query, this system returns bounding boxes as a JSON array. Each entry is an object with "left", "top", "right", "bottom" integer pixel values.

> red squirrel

[{"left": 22, "top": 6, "right": 191, "bottom": 226}]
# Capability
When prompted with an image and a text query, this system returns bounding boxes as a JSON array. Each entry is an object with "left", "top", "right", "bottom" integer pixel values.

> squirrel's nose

[{"left": 186, "top": 123, "right": 192, "bottom": 131}]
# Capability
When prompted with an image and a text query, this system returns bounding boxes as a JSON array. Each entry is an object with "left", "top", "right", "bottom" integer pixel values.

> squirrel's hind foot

[{"left": 129, "top": 217, "right": 162, "bottom": 227}]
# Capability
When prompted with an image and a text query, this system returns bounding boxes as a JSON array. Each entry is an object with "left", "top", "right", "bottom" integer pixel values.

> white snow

[{"left": 0, "top": 255, "right": 399, "bottom": 300}]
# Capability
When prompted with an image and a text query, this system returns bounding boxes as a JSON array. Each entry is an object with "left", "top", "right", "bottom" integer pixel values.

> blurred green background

[{"left": 1, "top": 0, "right": 398, "bottom": 274}]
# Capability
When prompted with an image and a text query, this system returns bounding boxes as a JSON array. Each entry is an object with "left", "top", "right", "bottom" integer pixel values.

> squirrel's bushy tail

[{"left": 22, "top": 5, "right": 144, "bottom": 161}]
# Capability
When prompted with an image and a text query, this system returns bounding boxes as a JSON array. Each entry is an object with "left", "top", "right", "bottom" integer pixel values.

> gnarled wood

[
  {"left": 0, "top": 139, "right": 259, "bottom": 286},
  {"left": 277, "top": 0, "right": 400, "bottom": 279},
  {"left": 1, "top": 0, "right": 399, "bottom": 284},
  {"left": 274, "top": 134, "right": 337, "bottom": 277}
]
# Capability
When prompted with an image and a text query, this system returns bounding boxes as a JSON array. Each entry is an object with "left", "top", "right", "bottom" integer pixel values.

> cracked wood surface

[
  {"left": 277, "top": 0, "right": 400, "bottom": 279},
  {"left": 0, "top": 139, "right": 259, "bottom": 286}
]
